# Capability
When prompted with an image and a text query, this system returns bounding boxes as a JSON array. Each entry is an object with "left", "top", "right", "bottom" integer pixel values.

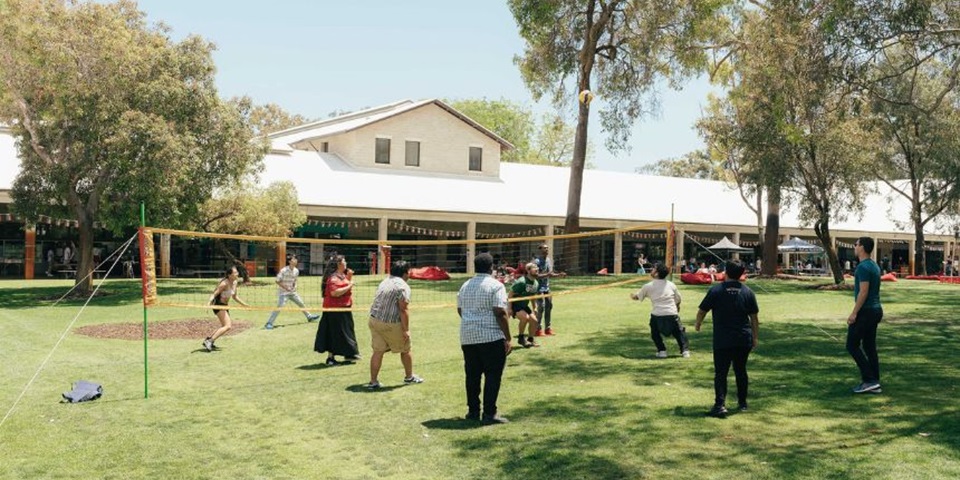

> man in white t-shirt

[
  {"left": 264, "top": 255, "right": 319, "bottom": 330},
  {"left": 631, "top": 263, "right": 690, "bottom": 358}
]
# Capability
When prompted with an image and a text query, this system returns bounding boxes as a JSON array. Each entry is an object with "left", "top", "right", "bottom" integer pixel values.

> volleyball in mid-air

[{"left": 578, "top": 89, "right": 595, "bottom": 105}]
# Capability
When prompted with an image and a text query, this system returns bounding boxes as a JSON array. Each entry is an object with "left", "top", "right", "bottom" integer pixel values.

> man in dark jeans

[
  {"left": 847, "top": 236, "right": 883, "bottom": 394},
  {"left": 457, "top": 253, "right": 512, "bottom": 424},
  {"left": 695, "top": 259, "right": 760, "bottom": 418}
]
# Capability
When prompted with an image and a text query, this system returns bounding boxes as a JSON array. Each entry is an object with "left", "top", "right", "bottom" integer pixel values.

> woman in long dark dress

[{"left": 314, "top": 255, "right": 360, "bottom": 365}]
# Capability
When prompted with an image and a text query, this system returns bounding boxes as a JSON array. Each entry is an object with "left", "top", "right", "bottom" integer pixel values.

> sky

[{"left": 135, "top": 0, "right": 720, "bottom": 173}]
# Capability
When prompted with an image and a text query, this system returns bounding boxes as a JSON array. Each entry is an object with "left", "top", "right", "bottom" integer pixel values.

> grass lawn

[{"left": 1, "top": 276, "right": 958, "bottom": 479}]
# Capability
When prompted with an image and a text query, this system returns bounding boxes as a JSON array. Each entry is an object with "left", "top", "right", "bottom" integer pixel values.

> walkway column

[
  {"left": 466, "top": 221, "right": 476, "bottom": 275},
  {"left": 909, "top": 239, "right": 916, "bottom": 276},
  {"left": 378, "top": 216, "right": 389, "bottom": 275},
  {"left": 782, "top": 234, "right": 791, "bottom": 271},
  {"left": 276, "top": 241, "right": 286, "bottom": 276},
  {"left": 732, "top": 232, "right": 741, "bottom": 260},
  {"left": 24, "top": 227, "right": 36, "bottom": 280},
  {"left": 871, "top": 237, "right": 878, "bottom": 262},
  {"left": 160, "top": 233, "right": 171, "bottom": 278},
  {"left": 675, "top": 229, "right": 685, "bottom": 274},
  {"left": 613, "top": 231, "right": 623, "bottom": 275}
]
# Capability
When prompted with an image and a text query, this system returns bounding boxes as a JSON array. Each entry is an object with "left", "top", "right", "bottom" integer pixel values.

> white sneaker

[
  {"left": 682, "top": 351, "right": 691, "bottom": 358},
  {"left": 656, "top": 351, "right": 668, "bottom": 358}
]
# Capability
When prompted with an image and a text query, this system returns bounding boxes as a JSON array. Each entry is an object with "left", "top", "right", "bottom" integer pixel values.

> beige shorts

[{"left": 369, "top": 317, "right": 411, "bottom": 353}]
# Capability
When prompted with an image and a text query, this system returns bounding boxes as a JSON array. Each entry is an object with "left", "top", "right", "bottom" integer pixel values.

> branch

[{"left": 14, "top": 99, "right": 58, "bottom": 167}]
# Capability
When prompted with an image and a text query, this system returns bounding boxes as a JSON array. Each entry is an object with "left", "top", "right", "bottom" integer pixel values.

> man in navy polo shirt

[
  {"left": 847, "top": 236, "right": 883, "bottom": 394},
  {"left": 695, "top": 259, "right": 760, "bottom": 418}
]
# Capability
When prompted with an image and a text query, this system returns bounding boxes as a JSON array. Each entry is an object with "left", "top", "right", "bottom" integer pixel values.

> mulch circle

[{"left": 75, "top": 318, "right": 253, "bottom": 340}]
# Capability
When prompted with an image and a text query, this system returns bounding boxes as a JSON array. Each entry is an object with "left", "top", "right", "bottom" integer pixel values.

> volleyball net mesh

[{"left": 138, "top": 222, "right": 674, "bottom": 313}]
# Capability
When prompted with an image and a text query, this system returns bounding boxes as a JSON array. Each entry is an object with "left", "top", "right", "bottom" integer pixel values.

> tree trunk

[
  {"left": 814, "top": 218, "right": 843, "bottom": 285},
  {"left": 75, "top": 211, "right": 95, "bottom": 294},
  {"left": 914, "top": 223, "right": 926, "bottom": 276},
  {"left": 761, "top": 190, "right": 780, "bottom": 276},
  {"left": 564, "top": 97, "right": 589, "bottom": 275}
]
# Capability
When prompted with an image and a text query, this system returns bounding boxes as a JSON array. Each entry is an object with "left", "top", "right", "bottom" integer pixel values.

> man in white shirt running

[
  {"left": 631, "top": 263, "right": 690, "bottom": 358},
  {"left": 264, "top": 255, "right": 319, "bottom": 330}
]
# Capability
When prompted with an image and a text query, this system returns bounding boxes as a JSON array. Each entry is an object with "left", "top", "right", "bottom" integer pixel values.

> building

[{"left": 1, "top": 100, "right": 957, "bottom": 278}]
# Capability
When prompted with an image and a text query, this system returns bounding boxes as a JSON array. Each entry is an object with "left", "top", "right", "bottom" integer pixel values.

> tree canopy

[
  {"left": 510, "top": 0, "right": 732, "bottom": 271},
  {"left": 0, "top": 0, "right": 267, "bottom": 292}
]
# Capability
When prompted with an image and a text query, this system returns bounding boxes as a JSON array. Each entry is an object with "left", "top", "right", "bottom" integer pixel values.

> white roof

[
  {"left": 257, "top": 148, "right": 934, "bottom": 236},
  {"left": 268, "top": 99, "right": 513, "bottom": 152},
  {"left": 0, "top": 123, "right": 947, "bottom": 237}
]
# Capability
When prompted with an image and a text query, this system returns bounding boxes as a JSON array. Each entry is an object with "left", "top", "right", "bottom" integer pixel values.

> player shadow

[
  {"left": 420, "top": 418, "right": 485, "bottom": 430},
  {"left": 296, "top": 360, "right": 357, "bottom": 370},
  {"left": 345, "top": 383, "right": 406, "bottom": 393}
]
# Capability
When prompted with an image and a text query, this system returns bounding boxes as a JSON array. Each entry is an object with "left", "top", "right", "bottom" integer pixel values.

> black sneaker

[
  {"left": 481, "top": 414, "right": 510, "bottom": 425},
  {"left": 325, "top": 357, "right": 339, "bottom": 366},
  {"left": 707, "top": 405, "right": 728, "bottom": 418},
  {"left": 465, "top": 411, "right": 480, "bottom": 421},
  {"left": 738, "top": 403, "right": 748, "bottom": 412}
]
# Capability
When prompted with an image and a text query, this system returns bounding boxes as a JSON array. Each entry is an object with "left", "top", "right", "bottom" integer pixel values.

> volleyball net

[{"left": 138, "top": 221, "right": 674, "bottom": 313}]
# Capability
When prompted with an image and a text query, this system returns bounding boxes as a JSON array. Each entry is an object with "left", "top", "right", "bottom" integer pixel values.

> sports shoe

[
  {"left": 202, "top": 338, "right": 213, "bottom": 352},
  {"left": 365, "top": 381, "right": 381, "bottom": 389},
  {"left": 481, "top": 414, "right": 510, "bottom": 425},
  {"left": 853, "top": 382, "right": 881, "bottom": 394},
  {"left": 868, "top": 388, "right": 883, "bottom": 394},
  {"left": 465, "top": 411, "right": 480, "bottom": 421},
  {"left": 534, "top": 329, "right": 545, "bottom": 337},
  {"left": 325, "top": 357, "right": 339, "bottom": 366},
  {"left": 264, "top": 323, "right": 274, "bottom": 330},
  {"left": 707, "top": 405, "right": 728, "bottom": 418},
  {"left": 737, "top": 403, "right": 748, "bottom": 412},
  {"left": 682, "top": 350, "right": 691, "bottom": 358},
  {"left": 403, "top": 375, "right": 424, "bottom": 384},
  {"left": 656, "top": 351, "right": 668, "bottom": 358},
  {"left": 544, "top": 328, "right": 555, "bottom": 336},
  {"left": 306, "top": 314, "right": 320, "bottom": 322}
]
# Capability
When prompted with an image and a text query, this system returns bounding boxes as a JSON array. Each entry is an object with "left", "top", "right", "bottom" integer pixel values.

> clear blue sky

[{"left": 136, "top": 0, "right": 718, "bottom": 173}]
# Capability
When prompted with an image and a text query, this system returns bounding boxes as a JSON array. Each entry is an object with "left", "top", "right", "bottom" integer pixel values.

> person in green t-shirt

[
  {"left": 508, "top": 263, "right": 540, "bottom": 348},
  {"left": 847, "top": 236, "right": 884, "bottom": 394}
]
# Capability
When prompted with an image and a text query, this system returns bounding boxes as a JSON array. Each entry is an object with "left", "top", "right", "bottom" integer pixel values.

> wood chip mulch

[{"left": 75, "top": 319, "right": 253, "bottom": 340}]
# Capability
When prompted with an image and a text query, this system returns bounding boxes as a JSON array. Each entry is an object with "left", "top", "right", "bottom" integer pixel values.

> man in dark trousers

[
  {"left": 695, "top": 259, "right": 760, "bottom": 418},
  {"left": 457, "top": 253, "right": 512, "bottom": 424},
  {"left": 847, "top": 236, "right": 883, "bottom": 394}
]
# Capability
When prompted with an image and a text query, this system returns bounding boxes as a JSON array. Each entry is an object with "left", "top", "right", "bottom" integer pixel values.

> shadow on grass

[
  {"left": 345, "top": 384, "right": 405, "bottom": 393},
  {"left": 532, "top": 319, "right": 960, "bottom": 462},
  {"left": 421, "top": 418, "right": 485, "bottom": 430},
  {"left": 0, "top": 280, "right": 212, "bottom": 309}
]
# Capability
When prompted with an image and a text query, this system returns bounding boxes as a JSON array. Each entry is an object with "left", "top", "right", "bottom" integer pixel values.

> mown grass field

[{"left": 1, "top": 276, "right": 958, "bottom": 479}]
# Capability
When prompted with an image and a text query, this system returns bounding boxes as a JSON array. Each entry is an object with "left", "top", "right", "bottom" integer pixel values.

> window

[
  {"left": 321, "top": 142, "right": 329, "bottom": 153},
  {"left": 405, "top": 141, "right": 420, "bottom": 167},
  {"left": 469, "top": 147, "right": 482, "bottom": 171},
  {"left": 375, "top": 138, "right": 391, "bottom": 164}
]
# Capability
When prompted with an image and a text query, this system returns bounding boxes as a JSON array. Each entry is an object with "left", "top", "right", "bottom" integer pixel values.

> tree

[
  {"left": 446, "top": 98, "right": 582, "bottom": 165},
  {"left": 638, "top": 149, "right": 724, "bottom": 180},
  {"left": 447, "top": 98, "right": 534, "bottom": 163},
  {"left": 0, "top": 0, "right": 266, "bottom": 293},
  {"left": 867, "top": 49, "right": 960, "bottom": 274},
  {"left": 704, "top": 2, "right": 878, "bottom": 283},
  {"left": 235, "top": 97, "right": 312, "bottom": 137},
  {"left": 510, "top": 0, "right": 731, "bottom": 272},
  {"left": 198, "top": 180, "right": 306, "bottom": 269}
]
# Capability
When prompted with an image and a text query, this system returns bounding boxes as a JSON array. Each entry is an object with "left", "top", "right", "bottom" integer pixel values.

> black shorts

[
  {"left": 511, "top": 303, "right": 532, "bottom": 318},
  {"left": 212, "top": 299, "right": 228, "bottom": 316}
]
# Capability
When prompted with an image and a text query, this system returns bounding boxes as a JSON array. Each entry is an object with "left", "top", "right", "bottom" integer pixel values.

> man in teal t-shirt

[
  {"left": 847, "top": 236, "right": 883, "bottom": 394},
  {"left": 508, "top": 263, "right": 540, "bottom": 348}
]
